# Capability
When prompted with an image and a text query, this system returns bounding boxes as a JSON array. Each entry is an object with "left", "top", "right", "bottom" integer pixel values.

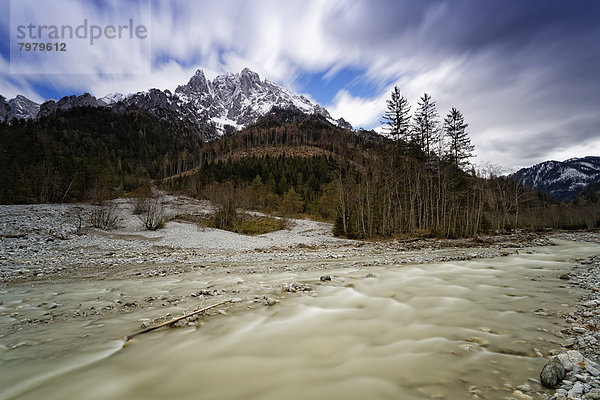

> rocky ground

[
  {"left": 0, "top": 195, "right": 549, "bottom": 287},
  {"left": 539, "top": 233, "right": 600, "bottom": 400}
]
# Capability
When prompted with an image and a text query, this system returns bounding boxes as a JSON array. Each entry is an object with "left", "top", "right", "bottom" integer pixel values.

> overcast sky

[{"left": 1, "top": 0, "right": 599, "bottom": 170}]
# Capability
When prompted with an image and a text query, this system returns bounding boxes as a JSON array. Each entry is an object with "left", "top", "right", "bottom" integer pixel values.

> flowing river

[{"left": 1, "top": 239, "right": 598, "bottom": 399}]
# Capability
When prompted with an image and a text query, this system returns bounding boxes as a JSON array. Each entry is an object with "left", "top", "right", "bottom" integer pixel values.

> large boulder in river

[{"left": 540, "top": 357, "right": 566, "bottom": 388}]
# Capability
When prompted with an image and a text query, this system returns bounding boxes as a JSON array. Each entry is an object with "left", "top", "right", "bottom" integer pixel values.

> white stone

[
  {"left": 568, "top": 381, "right": 584, "bottom": 398},
  {"left": 585, "top": 359, "right": 600, "bottom": 377},
  {"left": 566, "top": 350, "right": 585, "bottom": 367},
  {"left": 558, "top": 353, "right": 574, "bottom": 371},
  {"left": 516, "top": 384, "right": 532, "bottom": 393},
  {"left": 512, "top": 389, "right": 533, "bottom": 400}
]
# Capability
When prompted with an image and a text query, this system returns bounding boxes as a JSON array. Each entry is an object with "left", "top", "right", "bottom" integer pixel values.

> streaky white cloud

[
  {"left": 0, "top": 58, "right": 45, "bottom": 102},
  {"left": 327, "top": 89, "right": 386, "bottom": 128},
  {"left": 9, "top": 0, "right": 152, "bottom": 75}
]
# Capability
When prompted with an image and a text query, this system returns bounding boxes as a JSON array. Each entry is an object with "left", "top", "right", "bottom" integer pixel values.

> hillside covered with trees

[{"left": 0, "top": 107, "right": 204, "bottom": 203}]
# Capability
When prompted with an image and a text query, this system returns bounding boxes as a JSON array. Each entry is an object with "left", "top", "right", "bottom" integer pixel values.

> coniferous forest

[
  {"left": 0, "top": 107, "right": 203, "bottom": 203},
  {"left": 1, "top": 92, "right": 599, "bottom": 238}
]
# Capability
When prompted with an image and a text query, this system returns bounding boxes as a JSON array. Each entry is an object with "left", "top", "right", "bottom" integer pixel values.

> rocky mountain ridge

[
  {"left": 0, "top": 68, "right": 351, "bottom": 139},
  {"left": 511, "top": 156, "right": 600, "bottom": 202}
]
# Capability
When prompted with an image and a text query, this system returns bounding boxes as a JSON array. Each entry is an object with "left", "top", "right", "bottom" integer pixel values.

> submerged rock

[
  {"left": 540, "top": 357, "right": 566, "bottom": 388},
  {"left": 282, "top": 281, "right": 311, "bottom": 293}
]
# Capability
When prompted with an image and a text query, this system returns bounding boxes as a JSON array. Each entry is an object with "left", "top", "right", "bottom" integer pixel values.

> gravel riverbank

[
  {"left": 0, "top": 195, "right": 549, "bottom": 287},
  {"left": 542, "top": 233, "right": 600, "bottom": 400}
]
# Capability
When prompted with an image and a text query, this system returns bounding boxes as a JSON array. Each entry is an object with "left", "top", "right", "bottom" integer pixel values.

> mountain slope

[
  {"left": 511, "top": 156, "right": 600, "bottom": 202},
  {"left": 0, "top": 94, "right": 40, "bottom": 121}
]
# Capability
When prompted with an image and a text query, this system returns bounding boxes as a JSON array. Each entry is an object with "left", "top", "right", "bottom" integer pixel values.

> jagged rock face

[
  {"left": 38, "top": 100, "right": 58, "bottom": 118},
  {"left": 39, "top": 93, "right": 102, "bottom": 118},
  {"left": 177, "top": 70, "right": 211, "bottom": 96},
  {"left": 8, "top": 95, "right": 40, "bottom": 120},
  {"left": 119, "top": 89, "right": 174, "bottom": 111},
  {"left": 98, "top": 93, "right": 125, "bottom": 105},
  {"left": 0, "top": 94, "right": 40, "bottom": 121},
  {"left": 511, "top": 156, "right": 600, "bottom": 202},
  {"left": 56, "top": 93, "right": 102, "bottom": 110},
  {"left": 0, "top": 95, "right": 12, "bottom": 123},
  {"left": 173, "top": 67, "right": 349, "bottom": 131},
  {"left": 336, "top": 117, "right": 353, "bottom": 131},
  {"left": 115, "top": 89, "right": 219, "bottom": 141}
]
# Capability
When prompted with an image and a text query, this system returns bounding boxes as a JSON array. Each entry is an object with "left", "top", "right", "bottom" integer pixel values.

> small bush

[
  {"left": 88, "top": 203, "right": 120, "bottom": 230},
  {"left": 138, "top": 197, "right": 166, "bottom": 231},
  {"left": 133, "top": 196, "right": 150, "bottom": 215},
  {"left": 70, "top": 206, "right": 86, "bottom": 235}
]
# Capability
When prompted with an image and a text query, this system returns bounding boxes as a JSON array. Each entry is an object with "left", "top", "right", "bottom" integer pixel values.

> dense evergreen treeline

[
  {"left": 0, "top": 107, "right": 203, "bottom": 203},
  {"left": 166, "top": 154, "right": 348, "bottom": 218}
]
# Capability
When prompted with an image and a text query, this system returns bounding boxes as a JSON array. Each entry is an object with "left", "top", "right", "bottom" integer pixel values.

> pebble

[
  {"left": 512, "top": 389, "right": 533, "bottom": 400},
  {"left": 516, "top": 384, "right": 531, "bottom": 393},
  {"left": 587, "top": 389, "right": 600, "bottom": 400},
  {"left": 586, "top": 360, "right": 600, "bottom": 376},
  {"left": 282, "top": 281, "right": 311, "bottom": 293}
]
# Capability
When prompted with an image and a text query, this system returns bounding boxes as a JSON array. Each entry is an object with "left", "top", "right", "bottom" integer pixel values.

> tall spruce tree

[
  {"left": 381, "top": 86, "right": 411, "bottom": 142},
  {"left": 412, "top": 93, "right": 440, "bottom": 157},
  {"left": 443, "top": 107, "right": 475, "bottom": 169}
]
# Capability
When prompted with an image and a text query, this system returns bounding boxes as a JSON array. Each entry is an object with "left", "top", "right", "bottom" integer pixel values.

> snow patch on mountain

[{"left": 99, "top": 93, "right": 126, "bottom": 105}]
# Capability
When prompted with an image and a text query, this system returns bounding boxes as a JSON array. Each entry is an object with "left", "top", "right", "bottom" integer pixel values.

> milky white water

[{"left": 1, "top": 239, "right": 597, "bottom": 399}]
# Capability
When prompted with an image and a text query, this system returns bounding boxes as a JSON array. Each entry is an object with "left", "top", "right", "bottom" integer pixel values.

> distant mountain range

[
  {"left": 0, "top": 68, "right": 351, "bottom": 140},
  {"left": 511, "top": 156, "right": 600, "bottom": 202}
]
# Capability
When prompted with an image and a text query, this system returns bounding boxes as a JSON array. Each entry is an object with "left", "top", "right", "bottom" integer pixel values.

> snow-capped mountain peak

[
  {"left": 1, "top": 68, "right": 352, "bottom": 137},
  {"left": 511, "top": 156, "right": 600, "bottom": 202},
  {"left": 171, "top": 68, "right": 348, "bottom": 132}
]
